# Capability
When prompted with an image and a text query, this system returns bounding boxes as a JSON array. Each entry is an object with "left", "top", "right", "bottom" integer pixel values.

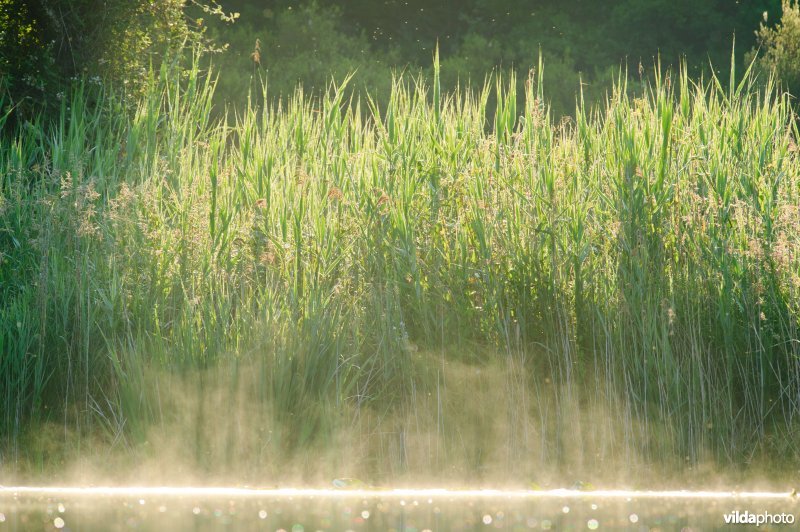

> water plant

[{"left": 1, "top": 55, "right": 798, "bottom": 482}]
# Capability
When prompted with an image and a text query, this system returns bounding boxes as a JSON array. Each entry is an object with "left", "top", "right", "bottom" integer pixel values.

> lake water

[{"left": 0, "top": 487, "right": 796, "bottom": 530}]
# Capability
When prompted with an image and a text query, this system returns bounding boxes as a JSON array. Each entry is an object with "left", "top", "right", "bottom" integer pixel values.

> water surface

[{"left": 0, "top": 486, "right": 796, "bottom": 530}]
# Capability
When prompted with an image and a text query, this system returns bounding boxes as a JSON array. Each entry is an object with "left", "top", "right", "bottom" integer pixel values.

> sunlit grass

[{"left": 1, "top": 55, "right": 799, "bottom": 482}]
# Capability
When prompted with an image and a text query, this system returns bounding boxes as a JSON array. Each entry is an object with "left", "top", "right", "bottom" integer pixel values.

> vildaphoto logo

[{"left": 723, "top": 510, "right": 796, "bottom": 526}]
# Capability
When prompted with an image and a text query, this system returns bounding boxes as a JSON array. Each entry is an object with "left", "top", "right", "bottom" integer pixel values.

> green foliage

[
  {"left": 2, "top": 61, "right": 800, "bottom": 473},
  {"left": 206, "top": 1, "right": 780, "bottom": 117},
  {"left": 1, "top": 1, "right": 785, "bottom": 121},
  {"left": 0, "top": 0, "right": 55, "bottom": 111},
  {"left": 751, "top": 0, "right": 800, "bottom": 97},
  {"left": 0, "top": 0, "right": 229, "bottom": 122},
  {"left": 209, "top": 3, "right": 398, "bottom": 105}
]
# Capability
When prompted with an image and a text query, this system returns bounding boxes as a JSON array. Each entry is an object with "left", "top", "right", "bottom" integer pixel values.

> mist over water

[{"left": 4, "top": 353, "right": 797, "bottom": 492}]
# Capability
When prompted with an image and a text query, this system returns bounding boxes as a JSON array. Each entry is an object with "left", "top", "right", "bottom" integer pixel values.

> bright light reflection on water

[
  {"left": 1, "top": 486, "right": 795, "bottom": 498},
  {"left": 0, "top": 486, "right": 796, "bottom": 530}
]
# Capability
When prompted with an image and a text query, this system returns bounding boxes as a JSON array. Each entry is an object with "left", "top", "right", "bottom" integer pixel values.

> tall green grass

[{"left": 1, "top": 57, "right": 799, "bottom": 479}]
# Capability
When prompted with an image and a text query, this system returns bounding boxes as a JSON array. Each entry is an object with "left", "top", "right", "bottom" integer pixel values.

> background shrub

[
  {"left": 0, "top": 0, "right": 226, "bottom": 123},
  {"left": 751, "top": 0, "right": 800, "bottom": 98}
]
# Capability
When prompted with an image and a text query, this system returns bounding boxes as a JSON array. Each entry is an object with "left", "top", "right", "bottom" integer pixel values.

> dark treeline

[
  {"left": 208, "top": 0, "right": 782, "bottom": 113},
  {"left": 0, "top": 1, "right": 797, "bottom": 120},
  {"left": 258, "top": 0, "right": 775, "bottom": 69}
]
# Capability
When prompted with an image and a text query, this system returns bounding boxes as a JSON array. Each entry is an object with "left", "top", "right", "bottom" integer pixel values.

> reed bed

[{"left": 1, "top": 57, "right": 799, "bottom": 481}]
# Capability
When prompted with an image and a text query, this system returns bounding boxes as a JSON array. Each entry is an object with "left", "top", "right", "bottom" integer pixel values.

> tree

[
  {"left": 751, "top": 0, "right": 800, "bottom": 98},
  {"left": 0, "top": 0, "right": 230, "bottom": 121}
]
